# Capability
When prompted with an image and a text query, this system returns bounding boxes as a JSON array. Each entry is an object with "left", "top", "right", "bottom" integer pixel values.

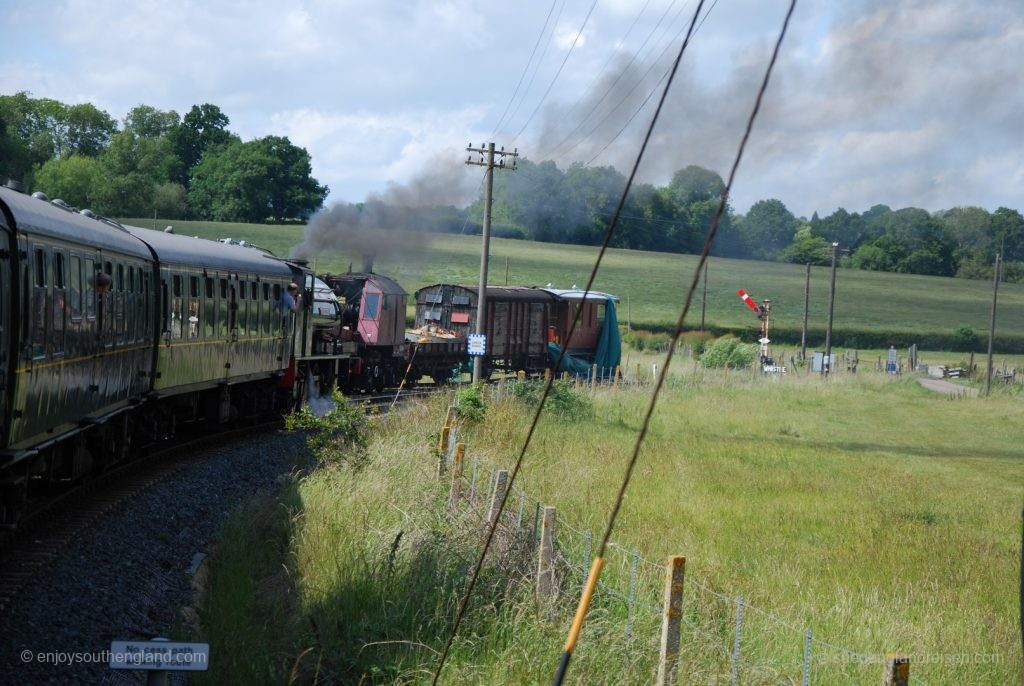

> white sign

[
  {"left": 758, "top": 337, "right": 771, "bottom": 345},
  {"left": 109, "top": 641, "right": 209, "bottom": 671},
  {"left": 467, "top": 334, "right": 487, "bottom": 356},
  {"left": 763, "top": 365, "right": 787, "bottom": 374}
]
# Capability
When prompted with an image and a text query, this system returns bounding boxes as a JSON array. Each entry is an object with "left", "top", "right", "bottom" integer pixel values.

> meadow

[
  {"left": 194, "top": 367, "right": 1023, "bottom": 685},
  {"left": 121, "top": 217, "right": 1024, "bottom": 348}
]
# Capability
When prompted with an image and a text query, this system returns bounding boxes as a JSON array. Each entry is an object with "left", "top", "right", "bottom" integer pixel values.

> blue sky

[{"left": 2, "top": 0, "right": 1021, "bottom": 217}]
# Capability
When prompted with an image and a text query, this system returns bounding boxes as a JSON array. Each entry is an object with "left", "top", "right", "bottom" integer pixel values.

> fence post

[
  {"left": 636, "top": 363, "right": 641, "bottom": 383},
  {"left": 517, "top": 489, "right": 525, "bottom": 528},
  {"left": 614, "top": 364, "right": 620, "bottom": 386},
  {"left": 533, "top": 502, "right": 541, "bottom": 542},
  {"left": 518, "top": 370, "right": 526, "bottom": 380},
  {"left": 444, "top": 404, "right": 455, "bottom": 429},
  {"left": 656, "top": 555, "right": 686, "bottom": 686},
  {"left": 592, "top": 364, "right": 598, "bottom": 390},
  {"left": 447, "top": 444, "right": 465, "bottom": 509},
  {"left": 488, "top": 470, "right": 508, "bottom": 526},
  {"left": 802, "top": 628, "right": 812, "bottom": 686},
  {"left": 882, "top": 654, "right": 909, "bottom": 686},
  {"left": 537, "top": 506, "right": 557, "bottom": 603},
  {"left": 438, "top": 425, "right": 451, "bottom": 478},
  {"left": 730, "top": 595, "right": 744, "bottom": 686}
]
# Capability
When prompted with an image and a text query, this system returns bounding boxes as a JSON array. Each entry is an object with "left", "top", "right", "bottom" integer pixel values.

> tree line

[
  {"left": 459, "top": 159, "right": 1024, "bottom": 283},
  {"left": 0, "top": 93, "right": 327, "bottom": 222}
]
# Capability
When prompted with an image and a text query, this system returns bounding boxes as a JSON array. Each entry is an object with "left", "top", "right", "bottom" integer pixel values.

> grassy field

[
  {"left": 194, "top": 370, "right": 1023, "bottom": 685},
  {"left": 121, "top": 217, "right": 1024, "bottom": 345}
]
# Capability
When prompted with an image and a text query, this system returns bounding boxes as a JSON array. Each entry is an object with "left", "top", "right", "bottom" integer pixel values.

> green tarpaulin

[{"left": 548, "top": 297, "right": 622, "bottom": 377}]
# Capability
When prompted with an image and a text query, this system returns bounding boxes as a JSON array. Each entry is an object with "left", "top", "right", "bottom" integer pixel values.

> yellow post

[
  {"left": 614, "top": 364, "right": 621, "bottom": 387},
  {"left": 544, "top": 368, "right": 551, "bottom": 381},
  {"left": 561, "top": 371, "right": 570, "bottom": 381},
  {"left": 656, "top": 556, "right": 687, "bottom": 686},
  {"left": 517, "top": 370, "right": 526, "bottom": 380},
  {"left": 447, "top": 443, "right": 465, "bottom": 509},
  {"left": 882, "top": 654, "right": 909, "bottom": 686}
]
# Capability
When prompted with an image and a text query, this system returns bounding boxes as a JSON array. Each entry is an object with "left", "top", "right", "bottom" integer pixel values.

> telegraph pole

[
  {"left": 466, "top": 142, "right": 518, "bottom": 383},
  {"left": 700, "top": 263, "right": 708, "bottom": 330},
  {"left": 823, "top": 242, "right": 839, "bottom": 376},
  {"left": 985, "top": 252, "right": 1001, "bottom": 397},
  {"left": 800, "top": 262, "right": 810, "bottom": 360}
]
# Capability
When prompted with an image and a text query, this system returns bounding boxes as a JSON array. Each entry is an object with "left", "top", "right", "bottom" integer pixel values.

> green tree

[
  {"left": 189, "top": 137, "right": 327, "bottom": 222},
  {"left": 97, "top": 129, "right": 179, "bottom": 216},
  {"left": 850, "top": 243, "right": 892, "bottom": 271},
  {"left": 990, "top": 207, "right": 1024, "bottom": 261},
  {"left": 784, "top": 227, "right": 831, "bottom": 265},
  {"left": 124, "top": 105, "right": 180, "bottom": 139},
  {"left": 34, "top": 155, "right": 105, "bottom": 209},
  {"left": 667, "top": 165, "right": 724, "bottom": 205},
  {"left": 743, "top": 198, "right": 797, "bottom": 259},
  {"left": 167, "top": 103, "right": 235, "bottom": 187}
]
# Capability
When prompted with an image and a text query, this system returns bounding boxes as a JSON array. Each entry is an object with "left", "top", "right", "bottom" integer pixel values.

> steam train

[{"left": 0, "top": 182, "right": 620, "bottom": 533}]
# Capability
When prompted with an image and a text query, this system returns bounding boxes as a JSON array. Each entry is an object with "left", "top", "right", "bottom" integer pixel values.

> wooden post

[
  {"left": 537, "top": 506, "right": 557, "bottom": 602},
  {"left": 635, "top": 363, "right": 641, "bottom": 383},
  {"left": 614, "top": 364, "right": 620, "bottom": 386},
  {"left": 561, "top": 371, "right": 570, "bottom": 381},
  {"left": 882, "top": 654, "right": 909, "bottom": 686},
  {"left": 591, "top": 364, "right": 598, "bottom": 390},
  {"left": 517, "top": 370, "right": 526, "bottom": 380},
  {"left": 488, "top": 469, "right": 508, "bottom": 525},
  {"left": 438, "top": 425, "right": 451, "bottom": 478},
  {"left": 447, "top": 444, "right": 465, "bottom": 509},
  {"left": 444, "top": 404, "right": 455, "bottom": 428},
  {"left": 656, "top": 556, "right": 686, "bottom": 686},
  {"left": 544, "top": 368, "right": 551, "bottom": 382}
]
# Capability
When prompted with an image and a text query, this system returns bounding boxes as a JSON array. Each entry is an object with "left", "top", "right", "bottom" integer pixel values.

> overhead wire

[
  {"left": 511, "top": 0, "right": 602, "bottom": 145},
  {"left": 540, "top": 0, "right": 687, "bottom": 161},
  {"left": 488, "top": 0, "right": 561, "bottom": 139},
  {"left": 557, "top": 0, "right": 718, "bottom": 165},
  {"left": 585, "top": 0, "right": 721, "bottom": 166},
  {"left": 500, "top": 0, "right": 569, "bottom": 139},
  {"left": 553, "top": 2, "right": 798, "bottom": 683},
  {"left": 430, "top": 1, "right": 709, "bottom": 684}
]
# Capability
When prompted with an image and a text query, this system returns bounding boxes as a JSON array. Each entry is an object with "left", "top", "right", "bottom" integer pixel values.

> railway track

[{"left": 0, "top": 383, "right": 441, "bottom": 614}]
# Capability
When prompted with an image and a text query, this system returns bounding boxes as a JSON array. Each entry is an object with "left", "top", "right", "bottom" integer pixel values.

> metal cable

[
  {"left": 489, "top": 0, "right": 561, "bottom": 138},
  {"left": 556, "top": 2, "right": 797, "bottom": 683},
  {"left": 429, "top": 2, "right": 707, "bottom": 680},
  {"left": 511, "top": 0, "right": 602, "bottom": 145}
]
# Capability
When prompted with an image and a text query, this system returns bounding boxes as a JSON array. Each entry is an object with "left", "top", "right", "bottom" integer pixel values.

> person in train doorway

[
  {"left": 94, "top": 272, "right": 112, "bottom": 295},
  {"left": 93, "top": 272, "right": 112, "bottom": 341},
  {"left": 282, "top": 282, "right": 301, "bottom": 313}
]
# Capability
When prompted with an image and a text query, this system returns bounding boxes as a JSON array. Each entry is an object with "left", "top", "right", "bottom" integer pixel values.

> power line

[
  {"left": 500, "top": 0, "right": 568, "bottom": 138},
  {"left": 511, "top": 0, "right": 601, "bottom": 144},
  {"left": 489, "top": 0, "right": 561, "bottom": 138},
  {"left": 559, "top": 0, "right": 719, "bottom": 166},
  {"left": 555, "top": 2, "right": 797, "bottom": 684},
  {"left": 431, "top": 2, "right": 709, "bottom": 684},
  {"left": 541, "top": 0, "right": 687, "bottom": 161},
  {"left": 584, "top": 0, "right": 721, "bottom": 166}
]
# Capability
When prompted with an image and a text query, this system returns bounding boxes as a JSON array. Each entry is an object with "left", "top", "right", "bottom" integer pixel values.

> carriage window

[
  {"left": 239, "top": 280, "right": 247, "bottom": 300},
  {"left": 364, "top": 293, "right": 380, "bottom": 319},
  {"left": 171, "top": 275, "right": 183, "bottom": 340},
  {"left": 272, "top": 283, "right": 281, "bottom": 301},
  {"left": 54, "top": 252, "right": 65, "bottom": 288},
  {"left": 188, "top": 276, "right": 200, "bottom": 339},
  {"left": 86, "top": 258, "right": 96, "bottom": 319},
  {"left": 251, "top": 282, "right": 257, "bottom": 300},
  {"left": 70, "top": 255, "right": 82, "bottom": 320},
  {"left": 217, "top": 280, "right": 229, "bottom": 337},
  {"left": 205, "top": 277, "right": 214, "bottom": 299},
  {"left": 35, "top": 249, "right": 46, "bottom": 287},
  {"left": 249, "top": 286, "right": 259, "bottom": 336}
]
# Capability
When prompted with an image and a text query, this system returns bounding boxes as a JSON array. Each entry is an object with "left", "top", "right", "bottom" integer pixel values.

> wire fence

[{"left": 436, "top": 401, "right": 925, "bottom": 685}]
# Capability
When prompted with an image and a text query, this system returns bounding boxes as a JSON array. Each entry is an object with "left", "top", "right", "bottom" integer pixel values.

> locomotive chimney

[{"left": 362, "top": 255, "right": 374, "bottom": 273}]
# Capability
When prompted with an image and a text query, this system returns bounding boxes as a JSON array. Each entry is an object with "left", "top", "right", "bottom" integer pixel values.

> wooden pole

[
  {"left": 537, "top": 507, "right": 557, "bottom": 602},
  {"left": 438, "top": 425, "right": 451, "bottom": 478},
  {"left": 882, "top": 654, "right": 909, "bottom": 686},
  {"left": 985, "top": 252, "right": 1001, "bottom": 397},
  {"left": 447, "top": 444, "right": 465, "bottom": 509},
  {"left": 801, "top": 262, "right": 810, "bottom": 360},
  {"left": 700, "top": 263, "right": 708, "bottom": 331},
  {"left": 504, "top": 255, "right": 509, "bottom": 286},
  {"left": 488, "top": 469, "right": 508, "bottom": 526},
  {"left": 656, "top": 556, "right": 686, "bottom": 686}
]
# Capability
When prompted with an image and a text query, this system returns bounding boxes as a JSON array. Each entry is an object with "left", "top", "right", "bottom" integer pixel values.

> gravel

[{"left": 0, "top": 429, "right": 305, "bottom": 684}]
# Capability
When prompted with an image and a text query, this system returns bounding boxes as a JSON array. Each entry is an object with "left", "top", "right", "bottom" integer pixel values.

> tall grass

[{"left": 195, "top": 371, "right": 1023, "bottom": 684}]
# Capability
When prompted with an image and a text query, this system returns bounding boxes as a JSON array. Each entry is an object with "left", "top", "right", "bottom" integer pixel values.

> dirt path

[{"left": 917, "top": 377, "right": 979, "bottom": 396}]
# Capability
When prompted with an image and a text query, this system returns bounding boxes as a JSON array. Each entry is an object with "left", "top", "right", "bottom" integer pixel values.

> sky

[{"left": 2, "top": 0, "right": 1021, "bottom": 218}]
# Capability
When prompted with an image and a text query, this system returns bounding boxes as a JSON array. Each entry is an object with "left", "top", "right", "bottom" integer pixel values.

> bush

[
  {"left": 623, "top": 329, "right": 671, "bottom": 352},
  {"left": 284, "top": 391, "right": 369, "bottom": 468},
  {"left": 699, "top": 336, "right": 758, "bottom": 369},
  {"left": 510, "top": 379, "right": 593, "bottom": 420},
  {"left": 953, "top": 325, "right": 979, "bottom": 350},
  {"left": 455, "top": 383, "right": 486, "bottom": 422}
]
